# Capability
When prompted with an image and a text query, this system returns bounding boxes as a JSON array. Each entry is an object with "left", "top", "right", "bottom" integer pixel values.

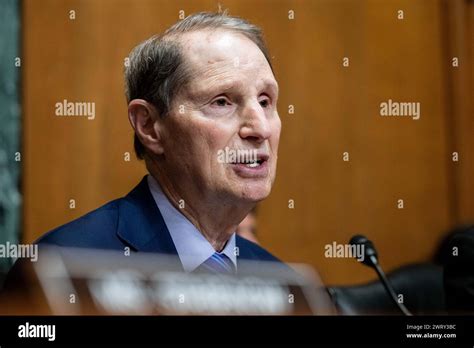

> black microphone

[{"left": 349, "top": 235, "right": 412, "bottom": 316}]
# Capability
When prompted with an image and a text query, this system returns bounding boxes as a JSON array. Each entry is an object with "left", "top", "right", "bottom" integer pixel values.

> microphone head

[{"left": 349, "top": 234, "right": 378, "bottom": 267}]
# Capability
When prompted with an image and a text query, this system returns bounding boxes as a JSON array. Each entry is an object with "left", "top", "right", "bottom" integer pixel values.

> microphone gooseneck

[{"left": 349, "top": 235, "right": 412, "bottom": 316}]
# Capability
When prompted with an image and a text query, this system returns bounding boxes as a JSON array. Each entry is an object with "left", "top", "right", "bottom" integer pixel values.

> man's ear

[{"left": 128, "top": 99, "right": 165, "bottom": 155}]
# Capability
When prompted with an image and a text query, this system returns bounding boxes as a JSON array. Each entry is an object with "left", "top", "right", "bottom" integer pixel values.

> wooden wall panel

[
  {"left": 21, "top": 0, "right": 472, "bottom": 285},
  {"left": 442, "top": 0, "right": 474, "bottom": 225},
  {"left": 257, "top": 0, "right": 454, "bottom": 284}
]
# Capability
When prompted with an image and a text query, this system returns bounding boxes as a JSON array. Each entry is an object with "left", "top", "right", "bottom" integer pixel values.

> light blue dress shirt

[{"left": 147, "top": 175, "right": 237, "bottom": 272}]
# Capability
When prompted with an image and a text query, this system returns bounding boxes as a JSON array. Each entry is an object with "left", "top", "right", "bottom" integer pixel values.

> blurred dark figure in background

[
  {"left": 236, "top": 208, "right": 259, "bottom": 245},
  {"left": 443, "top": 225, "right": 474, "bottom": 313},
  {"left": 329, "top": 225, "right": 474, "bottom": 315}
]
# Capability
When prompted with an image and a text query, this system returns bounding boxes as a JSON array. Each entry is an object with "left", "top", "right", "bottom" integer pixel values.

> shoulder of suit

[
  {"left": 36, "top": 198, "right": 122, "bottom": 247},
  {"left": 236, "top": 235, "right": 283, "bottom": 262}
]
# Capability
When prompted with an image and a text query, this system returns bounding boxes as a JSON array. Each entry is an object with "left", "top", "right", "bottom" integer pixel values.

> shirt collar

[{"left": 147, "top": 174, "right": 237, "bottom": 272}]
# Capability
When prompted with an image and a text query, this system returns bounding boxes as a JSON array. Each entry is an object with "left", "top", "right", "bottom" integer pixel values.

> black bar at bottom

[{"left": 0, "top": 315, "right": 473, "bottom": 345}]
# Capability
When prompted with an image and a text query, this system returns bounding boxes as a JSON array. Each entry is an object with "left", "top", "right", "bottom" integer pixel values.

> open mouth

[
  {"left": 232, "top": 159, "right": 265, "bottom": 168},
  {"left": 230, "top": 152, "right": 269, "bottom": 168},
  {"left": 228, "top": 153, "right": 269, "bottom": 178}
]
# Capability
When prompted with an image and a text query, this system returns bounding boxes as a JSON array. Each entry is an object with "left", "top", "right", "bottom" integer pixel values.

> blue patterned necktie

[{"left": 195, "top": 252, "right": 236, "bottom": 274}]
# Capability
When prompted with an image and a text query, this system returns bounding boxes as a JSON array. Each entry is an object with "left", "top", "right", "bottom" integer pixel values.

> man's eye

[
  {"left": 259, "top": 98, "right": 270, "bottom": 108},
  {"left": 211, "top": 98, "right": 229, "bottom": 107}
]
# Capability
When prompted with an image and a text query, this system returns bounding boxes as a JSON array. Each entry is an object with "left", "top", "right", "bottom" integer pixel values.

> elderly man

[{"left": 12, "top": 12, "right": 283, "bottom": 276}]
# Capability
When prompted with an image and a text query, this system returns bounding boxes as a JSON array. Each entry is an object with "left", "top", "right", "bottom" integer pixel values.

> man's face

[{"left": 159, "top": 30, "right": 281, "bottom": 203}]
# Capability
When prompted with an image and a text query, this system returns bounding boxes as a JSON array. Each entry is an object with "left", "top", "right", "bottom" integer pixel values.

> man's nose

[{"left": 238, "top": 102, "right": 272, "bottom": 143}]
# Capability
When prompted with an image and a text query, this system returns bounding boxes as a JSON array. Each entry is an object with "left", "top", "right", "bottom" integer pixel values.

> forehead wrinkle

[
  {"left": 190, "top": 59, "right": 274, "bottom": 92},
  {"left": 176, "top": 31, "right": 277, "bottom": 100},
  {"left": 192, "top": 52, "right": 255, "bottom": 79}
]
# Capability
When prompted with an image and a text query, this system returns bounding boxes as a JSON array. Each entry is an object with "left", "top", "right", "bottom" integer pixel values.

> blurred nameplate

[{"left": 31, "top": 246, "right": 334, "bottom": 315}]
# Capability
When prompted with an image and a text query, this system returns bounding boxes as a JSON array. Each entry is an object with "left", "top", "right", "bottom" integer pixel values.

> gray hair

[{"left": 125, "top": 11, "right": 273, "bottom": 159}]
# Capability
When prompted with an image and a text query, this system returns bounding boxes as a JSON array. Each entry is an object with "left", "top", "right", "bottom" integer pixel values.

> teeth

[{"left": 246, "top": 161, "right": 259, "bottom": 168}]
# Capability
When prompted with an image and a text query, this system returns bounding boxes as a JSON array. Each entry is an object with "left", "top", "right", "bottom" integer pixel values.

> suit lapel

[
  {"left": 235, "top": 235, "right": 260, "bottom": 260},
  {"left": 116, "top": 176, "right": 179, "bottom": 255}
]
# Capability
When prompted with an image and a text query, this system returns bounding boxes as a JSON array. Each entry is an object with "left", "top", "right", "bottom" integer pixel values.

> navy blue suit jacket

[{"left": 36, "top": 176, "right": 284, "bottom": 266}]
